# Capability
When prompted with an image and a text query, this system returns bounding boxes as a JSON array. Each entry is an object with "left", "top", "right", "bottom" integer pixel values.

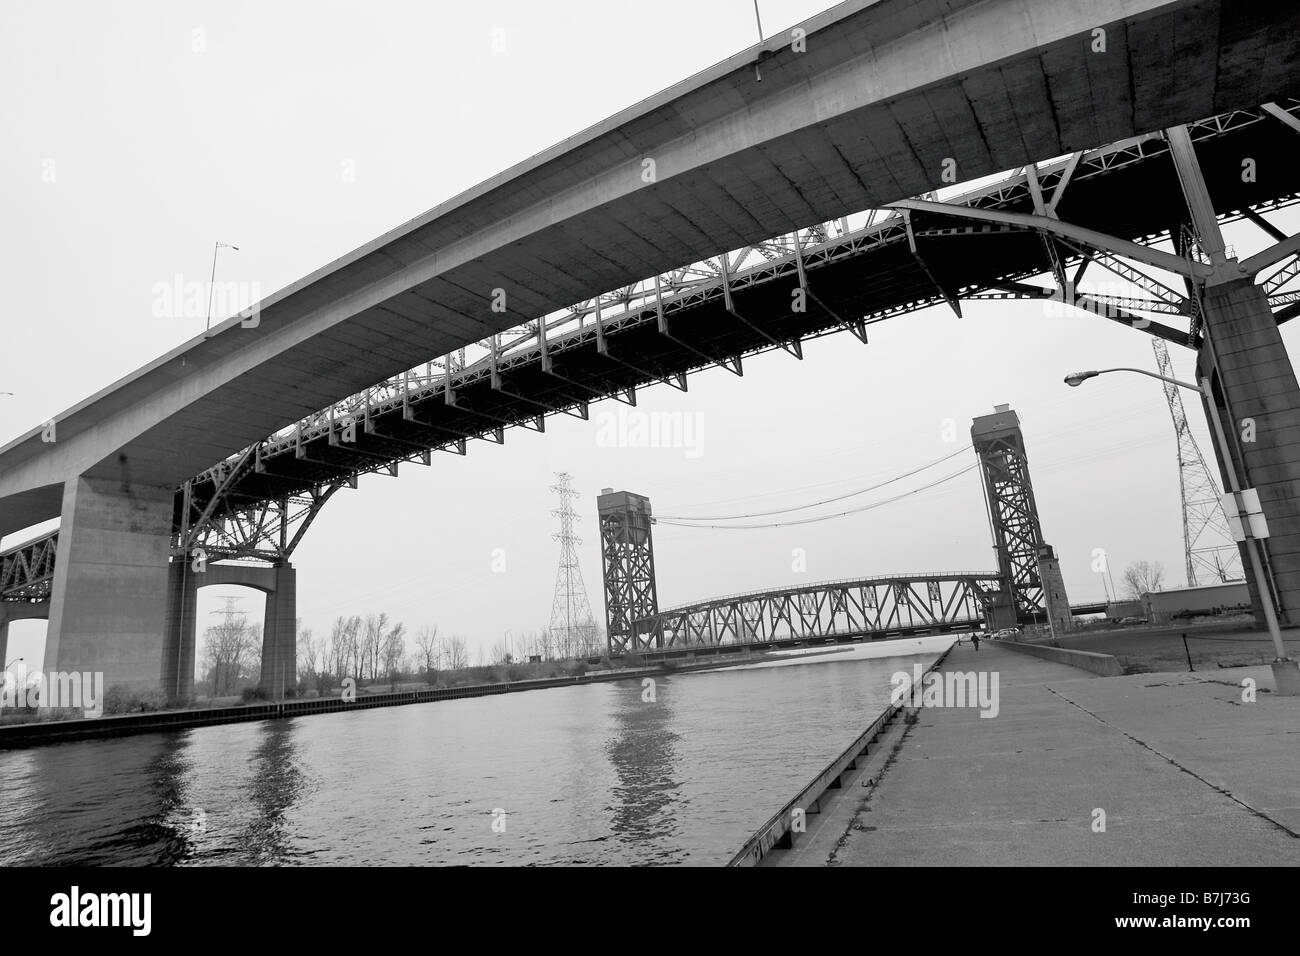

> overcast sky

[{"left": 4, "top": 0, "right": 1298, "bottom": 667}]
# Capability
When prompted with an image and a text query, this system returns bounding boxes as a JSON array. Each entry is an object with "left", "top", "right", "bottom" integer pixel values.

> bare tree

[
  {"left": 297, "top": 620, "right": 319, "bottom": 690},
  {"left": 414, "top": 625, "right": 440, "bottom": 681},
  {"left": 490, "top": 632, "right": 514, "bottom": 664},
  {"left": 202, "top": 614, "right": 259, "bottom": 697},
  {"left": 328, "top": 615, "right": 362, "bottom": 680},
  {"left": 1123, "top": 560, "right": 1166, "bottom": 599},
  {"left": 445, "top": 635, "right": 469, "bottom": 670},
  {"left": 381, "top": 626, "right": 407, "bottom": 689}
]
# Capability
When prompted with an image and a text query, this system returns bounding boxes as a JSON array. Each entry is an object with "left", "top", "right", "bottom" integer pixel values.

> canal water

[{"left": 0, "top": 638, "right": 950, "bottom": 865}]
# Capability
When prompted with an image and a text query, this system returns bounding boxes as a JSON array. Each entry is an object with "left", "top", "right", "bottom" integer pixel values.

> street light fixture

[{"left": 1064, "top": 366, "right": 1298, "bottom": 694}]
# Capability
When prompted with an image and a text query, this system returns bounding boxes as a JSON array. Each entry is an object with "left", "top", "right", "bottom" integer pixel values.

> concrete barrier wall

[{"left": 997, "top": 639, "right": 1123, "bottom": 676}]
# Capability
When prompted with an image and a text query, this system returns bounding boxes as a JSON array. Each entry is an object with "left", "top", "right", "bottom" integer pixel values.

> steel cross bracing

[
  {"left": 170, "top": 100, "right": 1300, "bottom": 556},
  {"left": 976, "top": 436, "right": 1047, "bottom": 618},
  {"left": 0, "top": 530, "right": 58, "bottom": 603},
  {"left": 629, "top": 572, "right": 1004, "bottom": 652},
  {"left": 599, "top": 498, "right": 659, "bottom": 655},
  {"left": 1151, "top": 339, "right": 1243, "bottom": 586}
]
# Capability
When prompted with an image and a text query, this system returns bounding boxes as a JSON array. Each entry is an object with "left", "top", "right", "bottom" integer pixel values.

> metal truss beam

[
  {"left": 0, "top": 531, "right": 59, "bottom": 603},
  {"left": 887, "top": 198, "right": 1211, "bottom": 279},
  {"left": 632, "top": 572, "right": 1003, "bottom": 652}
]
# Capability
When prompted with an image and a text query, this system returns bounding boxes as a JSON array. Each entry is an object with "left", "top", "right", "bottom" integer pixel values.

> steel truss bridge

[
  {"left": 161, "top": 100, "right": 1300, "bottom": 571},
  {"left": 0, "top": 533, "right": 56, "bottom": 604},
  {"left": 628, "top": 572, "right": 1004, "bottom": 655}
]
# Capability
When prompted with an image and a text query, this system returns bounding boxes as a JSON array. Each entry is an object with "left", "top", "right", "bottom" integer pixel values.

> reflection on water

[
  {"left": 241, "top": 722, "right": 308, "bottom": 865},
  {"left": 606, "top": 676, "right": 682, "bottom": 860},
  {"left": 0, "top": 647, "right": 941, "bottom": 865}
]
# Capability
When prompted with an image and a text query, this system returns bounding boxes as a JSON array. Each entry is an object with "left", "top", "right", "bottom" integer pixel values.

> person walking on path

[{"left": 971, "top": 631, "right": 981, "bottom": 652}]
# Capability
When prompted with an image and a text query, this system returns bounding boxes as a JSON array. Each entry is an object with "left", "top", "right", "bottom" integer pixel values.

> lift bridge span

[
  {"left": 630, "top": 573, "right": 1005, "bottom": 661},
  {"left": 6, "top": 0, "right": 1300, "bottom": 695}
]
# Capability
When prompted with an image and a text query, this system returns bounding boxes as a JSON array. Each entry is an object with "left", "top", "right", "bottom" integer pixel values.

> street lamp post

[
  {"left": 1065, "top": 367, "right": 1298, "bottom": 694},
  {"left": 204, "top": 241, "right": 240, "bottom": 337}
]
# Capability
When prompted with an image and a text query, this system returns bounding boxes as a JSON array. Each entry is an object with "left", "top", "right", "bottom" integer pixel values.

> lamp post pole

[{"left": 204, "top": 241, "right": 239, "bottom": 336}]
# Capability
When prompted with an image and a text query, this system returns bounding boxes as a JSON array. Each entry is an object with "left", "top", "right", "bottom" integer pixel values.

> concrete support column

[
  {"left": 162, "top": 560, "right": 199, "bottom": 702},
  {"left": 0, "top": 620, "right": 8, "bottom": 672},
  {"left": 1196, "top": 277, "right": 1300, "bottom": 626},
  {"left": 259, "top": 564, "right": 296, "bottom": 698},
  {"left": 44, "top": 476, "right": 173, "bottom": 693}
]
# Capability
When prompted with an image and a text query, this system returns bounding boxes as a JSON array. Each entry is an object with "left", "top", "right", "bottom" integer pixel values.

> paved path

[{"left": 808, "top": 641, "right": 1300, "bottom": 866}]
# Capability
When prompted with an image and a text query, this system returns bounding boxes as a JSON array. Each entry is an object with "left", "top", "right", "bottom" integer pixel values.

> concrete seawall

[
  {"left": 996, "top": 639, "right": 1124, "bottom": 676},
  {"left": 730, "top": 647, "right": 953, "bottom": 866}
]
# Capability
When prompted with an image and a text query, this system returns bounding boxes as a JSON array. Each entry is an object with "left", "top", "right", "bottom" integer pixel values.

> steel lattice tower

[
  {"left": 546, "top": 473, "right": 600, "bottom": 659},
  {"left": 1150, "top": 339, "right": 1243, "bottom": 586},
  {"left": 597, "top": 489, "right": 660, "bottom": 654}
]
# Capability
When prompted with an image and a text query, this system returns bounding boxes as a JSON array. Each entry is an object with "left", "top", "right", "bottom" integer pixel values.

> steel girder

[
  {"left": 175, "top": 477, "right": 344, "bottom": 565},
  {"left": 630, "top": 573, "right": 1003, "bottom": 652},
  {"left": 0, "top": 530, "right": 58, "bottom": 603}
]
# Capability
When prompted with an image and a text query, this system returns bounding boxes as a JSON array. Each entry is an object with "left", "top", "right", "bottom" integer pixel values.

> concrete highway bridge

[{"left": 4, "top": 0, "right": 1300, "bottom": 698}]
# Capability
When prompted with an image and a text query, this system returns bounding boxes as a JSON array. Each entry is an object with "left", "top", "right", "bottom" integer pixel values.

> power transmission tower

[
  {"left": 1150, "top": 339, "right": 1243, "bottom": 586},
  {"left": 547, "top": 473, "right": 600, "bottom": 659},
  {"left": 207, "top": 596, "right": 249, "bottom": 695}
]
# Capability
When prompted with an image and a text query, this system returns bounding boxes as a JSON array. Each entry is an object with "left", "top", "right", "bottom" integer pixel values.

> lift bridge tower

[
  {"left": 972, "top": 405, "right": 1072, "bottom": 634},
  {"left": 597, "top": 489, "right": 659, "bottom": 654}
]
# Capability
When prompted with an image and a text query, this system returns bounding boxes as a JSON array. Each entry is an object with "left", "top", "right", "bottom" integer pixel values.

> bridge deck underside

[{"left": 189, "top": 117, "right": 1300, "bottom": 527}]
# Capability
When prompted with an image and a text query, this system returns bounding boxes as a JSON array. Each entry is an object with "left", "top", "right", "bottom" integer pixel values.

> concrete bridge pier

[
  {"left": 162, "top": 560, "right": 199, "bottom": 703},
  {"left": 259, "top": 564, "right": 297, "bottom": 700},
  {"left": 44, "top": 476, "right": 174, "bottom": 694},
  {"left": 1196, "top": 277, "right": 1300, "bottom": 628},
  {"left": 162, "top": 560, "right": 297, "bottom": 702}
]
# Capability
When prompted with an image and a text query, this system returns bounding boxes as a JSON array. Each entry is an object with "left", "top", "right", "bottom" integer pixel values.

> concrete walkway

[{"left": 802, "top": 641, "right": 1300, "bottom": 866}]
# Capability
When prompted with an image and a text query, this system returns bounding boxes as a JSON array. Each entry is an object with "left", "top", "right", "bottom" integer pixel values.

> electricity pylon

[
  {"left": 547, "top": 473, "right": 600, "bottom": 659},
  {"left": 1151, "top": 339, "right": 1243, "bottom": 586}
]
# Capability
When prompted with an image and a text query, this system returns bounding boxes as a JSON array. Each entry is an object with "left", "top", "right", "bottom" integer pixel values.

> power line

[
  {"left": 657, "top": 463, "right": 979, "bottom": 530},
  {"left": 656, "top": 445, "right": 973, "bottom": 521}
]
